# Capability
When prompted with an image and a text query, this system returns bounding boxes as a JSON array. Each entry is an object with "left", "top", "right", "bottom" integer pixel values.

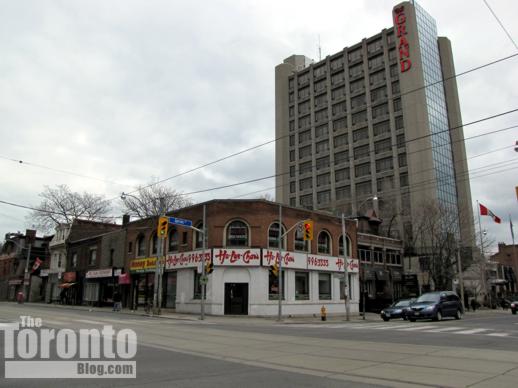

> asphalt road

[{"left": 1, "top": 303, "right": 518, "bottom": 388}]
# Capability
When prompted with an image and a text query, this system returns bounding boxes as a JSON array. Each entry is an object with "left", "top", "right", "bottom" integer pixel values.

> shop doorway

[{"left": 224, "top": 283, "right": 248, "bottom": 315}]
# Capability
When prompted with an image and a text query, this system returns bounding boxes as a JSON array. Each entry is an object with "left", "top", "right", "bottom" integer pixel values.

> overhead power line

[{"left": 483, "top": 0, "right": 518, "bottom": 51}]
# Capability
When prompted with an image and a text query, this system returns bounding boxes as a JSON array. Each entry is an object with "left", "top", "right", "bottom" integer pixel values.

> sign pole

[
  {"left": 341, "top": 213, "right": 350, "bottom": 321},
  {"left": 201, "top": 204, "right": 207, "bottom": 320},
  {"left": 277, "top": 204, "right": 283, "bottom": 322}
]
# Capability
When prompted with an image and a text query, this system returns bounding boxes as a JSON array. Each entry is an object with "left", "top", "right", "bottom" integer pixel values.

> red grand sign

[{"left": 394, "top": 5, "right": 411, "bottom": 72}]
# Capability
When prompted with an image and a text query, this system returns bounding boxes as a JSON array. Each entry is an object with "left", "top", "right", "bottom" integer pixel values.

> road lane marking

[
  {"left": 486, "top": 332, "right": 509, "bottom": 337},
  {"left": 454, "top": 328, "right": 490, "bottom": 334},
  {"left": 371, "top": 324, "right": 410, "bottom": 329},
  {"left": 421, "top": 326, "right": 464, "bottom": 333},
  {"left": 43, "top": 320, "right": 68, "bottom": 326},
  {"left": 72, "top": 319, "right": 106, "bottom": 325}
]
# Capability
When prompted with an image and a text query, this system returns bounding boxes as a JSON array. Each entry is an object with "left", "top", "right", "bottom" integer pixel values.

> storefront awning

[
  {"left": 58, "top": 282, "right": 77, "bottom": 289},
  {"left": 391, "top": 271, "right": 402, "bottom": 281},
  {"left": 363, "top": 270, "right": 376, "bottom": 280},
  {"left": 375, "top": 270, "right": 389, "bottom": 281}
]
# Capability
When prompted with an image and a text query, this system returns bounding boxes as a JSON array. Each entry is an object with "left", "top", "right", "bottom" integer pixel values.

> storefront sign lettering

[
  {"left": 165, "top": 251, "right": 211, "bottom": 270},
  {"left": 214, "top": 249, "right": 260, "bottom": 266},
  {"left": 335, "top": 257, "right": 360, "bottom": 273},
  {"left": 129, "top": 258, "right": 157, "bottom": 273},
  {"left": 86, "top": 268, "right": 113, "bottom": 279},
  {"left": 394, "top": 5, "right": 412, "bottom": 72},
  {"left": 263, "top": 250, "right": 295, "bottom": 266}
]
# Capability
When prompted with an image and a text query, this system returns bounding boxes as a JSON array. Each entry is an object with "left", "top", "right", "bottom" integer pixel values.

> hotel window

[
  {"left": 89, "top": 248, "right": 97, "bottom": 266},
  {"left": 332, "top": 101, "right": 347, "bottom": 116},
  {"left": 353, "top": 127, "right": 369, "bottom": 142},
  {"left": 289, "top": 106, "right": 294, "bottom": 118},
  {"left": 367, "top": 39, "right": 383, "bottom": 53},
  {"left": 334, "top": 150, "right": 349, "bottom": 165},
  {"left": 290, "top": 181, "right": 295, "bottom": 193},
  {"left": 351, "top": 94, "right": 366, "bottom": 109},
  {"left": 299, "top": 145, "right": 312, "bottom": 158},
  {"left": 356, "top": 181, "right": 372, "bottom": 196},
  {"left": 269, "top": 271, "right": 285, "bottom": 300},
  {"left": 397, "top": 134, "right": 405, "bottom": 147},
  {"left": 387, "top": 33, "right": 395, "bottom": 45},
  {"left": 371, "top": 86, "right": 387, "bottom": 102},
  {"left": 393, "top": 98, "right": 402, "bottom": 112},
  {"left": 289, "top": 121, "right": 295, "bottom": 131},
  {"left": 349, "top": 64, "right": 363, "bottom": 78},
  {"left": 195, "top": 222, "right": 204, "bottom": 249},
  {"left": 298, "top": 115, "right": 311, "bottom": 129},
  {"left": 395, "top": 116, "right": 404, "bottom": 130},
  {"left": 315, "top": 124, "right": 329, "bottom": 138},
  {"left": 376, "top": 157, "right": 393, "bottom": 172},
  {"left": 331, "top": 72, "right": 344, "bottom": 85},
  {"left": 294, "top": 228, "right": 309, "bottom": 252},
  {"left": 314, "top": 65, "right": 326, "bottom": 78},
  {"left": 226, "top": 221, "right": 249, "bottom": 247},
  {"left": 377, "top": 176, "right": 394, "bottom": 192},
  {"left": 289, "top": 150, "right": 295, "bottom": 162},
  {"left": 335, "top": 168, "right": 350, "bottom": 182},
  {"left": 372, "top": 103, "right": 389, "bottom": 119},
  {"left": 317, "top": 190, "right": 331, "bottom": 204},
  {"left": 298, "top": 86, "right": 310, "bottom": 99},
  {"left": 390, "top": 64, "right": 398, "bottom": 77},
  {"left": 295, "top": 272, "right": 310, "bottom": 300},
  {"left": 299, "top": 161, "right": 312, "bottom": 175},
  {"left": 317, "top": 173, "right": 330, "bottom": 187},
  {"left": 399, "top": 153, "right": 407, "bottom": 167},
  {"left": 289, "top": 78, "right": 294, "bottom": 89},
  {"left": 400, "top": 173, "right": 409, "bottom": 187},
  {"left": 375, "top": 138, "right": 392, "bottom": 154},
  {"left": 331, "top": 56, "right": 343, "bottom": 70},
  {"left": 331, "top": 86, "right": 346, "bottom": 100},
  {"left": 368, "top": 55, "right": 384, "bottom": 69},
  {"left": 370, "top": 70, "right": 385, "bottom": 85},
  {"left": 333, "top": 118, "right": 347, "bottom": 131},
  {"left": 388, "top": 49, "right": 397, "bottom": 61},
  {"left": 314, "top": 80, "right": 326, "bottom": 92},
  {"left": 289, "top": 197, "right": 296, "bottom": 206},
  {"left": 319, "top": 273, "right": 332, "bottom": 300},
  {"left": 392, "top": 81, "right": 400, "bottom": 95},
  {"left": 168, "top": 228, "right": 179, "bottom": 252},
  {"left": 298, "top": 72, "right": 309, "bottom": 86},
  {"left": 336, "top": 186, "right": 351, "bottom": 200},
  {"left": 316, "top": 156, "right": 330, "bottom": 170},
  {"left": 334, "top": 133, "right": 348, "bottom": 148},
  {"left": 348, "top": 49, "right": 362, "bottom": 62},
  {"left": 354, "top": 144, "right": 370, "bottom": 160},
  {"left": 298, "top": 100, "right": 310, "bottom": 114},
  {"left": 136, "top": 235, "right": 146, "bottom": 257},
  {"left": 317, "top": 231, "right": 331, "bottom": 254},
  {"left": 299, "top": 130, "right": 311, "bottom": 143},
  {"left": 300, "top": 194, "right": 313, "bottom": 207},
  {"left": 315, "top": 140, "right": 329, "bottom": 154},
  {"left": 315, "top": 94, "right": 327, "bottom": 108},
  {"left": 350, "top": 79, "right": 364, "bottom": 92},
  {"left": 373, "top": 120, "right": 390, "bottom": 136},
  {"left": 289, "top": 135, "right": 295, "bottom": 146},
  {"left": 315, "top": 109, "right": 328, "bottom": 122},
  {"left": 355, "top": 163, "right": 371, "bottom": 177},
  {"left": 289, "top": 92, "right": 294, "bottom": 103},
  {"left": 352, "top": 110, "right": 367, "bottom": 125},
  {"left": 290, "top": 166, "right": 295, "bottom": 177},
  {"left": 299, "top": 177, "right": 312, "bottom": 190},
  {"left": 268, "top": 222, "right": 286, "bottom": 249}
]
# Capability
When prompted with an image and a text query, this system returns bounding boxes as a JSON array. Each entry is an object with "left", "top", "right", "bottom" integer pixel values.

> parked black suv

[{"left": 407, "top": 291, "right": 463, "bottom": 322}]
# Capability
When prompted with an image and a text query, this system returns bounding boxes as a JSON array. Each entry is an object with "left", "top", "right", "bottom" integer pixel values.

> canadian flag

[{"left": 479, "top": 203, "right": 501, "bottom": 224}]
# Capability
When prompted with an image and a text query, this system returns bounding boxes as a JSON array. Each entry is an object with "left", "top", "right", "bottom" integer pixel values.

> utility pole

[
  {"left": 201, "top": 204, "right": 207, "bottom": 320},
  {"left": 457, "top": 245, "right": 465, "bottom": 310},
  {"left": 153, "top": 197, "right": 165, "bottom": 315},
  {"left": 341, "top": 213, "right": 350, "bottom": 321},
  {"left": 277, "top": 204, "right": 283, "bottom": 322}
]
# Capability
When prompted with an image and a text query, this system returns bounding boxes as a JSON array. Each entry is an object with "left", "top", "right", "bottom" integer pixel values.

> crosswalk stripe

[
  {"left": 73, "top": 319, "right": 106, "bottom": 325},
  {"left": 43, "top": 320, "right": 68, "bottom": 326},
  {"left": 421, "top": 326, "right": 463, "bottom": 333},
  {"left": 454, "top": 328, "right": 489, "bottom": 334},
  {"left": 486, "top": 332, "right": 509, "bottom": 337},
  {"left": 372, "top": 324, "right": 410, "bottom": 330},
  {"left": 395, "top": 325, "right": 437, "bottom": 331}
]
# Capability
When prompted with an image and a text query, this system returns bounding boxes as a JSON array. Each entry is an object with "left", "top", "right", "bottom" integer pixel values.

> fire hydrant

[
  {"left": 320, "top": 305, "right": 327, "bottom": 321},
  {"left": 16, "top": 291, "right": 25, "bottom": 304}
]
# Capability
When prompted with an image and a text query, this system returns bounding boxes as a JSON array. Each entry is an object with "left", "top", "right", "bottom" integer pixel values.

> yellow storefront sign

[{"left": 129, "top": 257, "right": 157, "bottom": 273}]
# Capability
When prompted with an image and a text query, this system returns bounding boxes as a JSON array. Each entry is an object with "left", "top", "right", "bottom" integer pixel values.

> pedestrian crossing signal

[
  {"left": 158, "top": 217, "right": 168, "bottom": 238},
  {"left": 205, "top": 262, "right": 214, "bottom": 275},
  {"left": 303, "top": 220, "right": 313, "bottom": 241},
  {"left": 269, "top": 263, "right": 279, "bottom": 277}
]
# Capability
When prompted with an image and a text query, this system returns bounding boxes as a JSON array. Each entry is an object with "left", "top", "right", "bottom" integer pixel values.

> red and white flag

[
  {"left": 479, "top": 203, "right": 501, "bottom": 224},
  {"left": 31, "top": 257, "right": 42, "bottom": 273}
]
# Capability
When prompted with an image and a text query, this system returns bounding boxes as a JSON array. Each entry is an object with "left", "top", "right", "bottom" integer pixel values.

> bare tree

[
  {"left": 29, "top": 185, "right": 112, "bottom": 233},
  {"left": 120, "top": 184, "right": 193, "bottom": 219},
  {"left": 259, "top": 193, "right": 274, "bottom": 202}
]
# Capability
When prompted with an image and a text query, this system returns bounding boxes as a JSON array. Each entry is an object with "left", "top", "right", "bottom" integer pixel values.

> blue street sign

[{"left": 168, "top": 217, "right": 193, "bottom": 227}]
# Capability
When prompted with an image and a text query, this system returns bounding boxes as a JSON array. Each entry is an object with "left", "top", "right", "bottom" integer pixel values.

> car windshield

[
  {"left": 416, "top": 294, "right": 440, "bottom": 303},
  {"left": 394, "top": 300, "right": 410, "bottom": 307}
]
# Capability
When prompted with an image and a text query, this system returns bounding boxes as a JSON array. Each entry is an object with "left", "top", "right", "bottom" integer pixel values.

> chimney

[{"left": 122, "top": 214, "right": 130, "bottom": 226}]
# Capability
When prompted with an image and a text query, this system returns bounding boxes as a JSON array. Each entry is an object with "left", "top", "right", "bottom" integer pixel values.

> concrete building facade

[{"left": 275, "top": 1, "right": 475, "bottom": 253}]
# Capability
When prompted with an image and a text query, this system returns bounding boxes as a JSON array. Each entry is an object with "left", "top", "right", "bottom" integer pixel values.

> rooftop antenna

[{"left": 318, "top": 34, "right": 322, "bottom": 61}]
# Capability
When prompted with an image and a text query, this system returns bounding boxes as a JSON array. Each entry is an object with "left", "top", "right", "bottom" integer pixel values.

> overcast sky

[{"left": 1, "top": 0, "right": 517, "bottom": 254}]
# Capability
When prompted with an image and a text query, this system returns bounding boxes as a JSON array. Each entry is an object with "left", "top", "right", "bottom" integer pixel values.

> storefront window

[
  {"left": 193, "top": 270, "right": 202, "bottom": 299},
  {"left": 268, "top": 271, "right": 285, "bottom": 300},
  {"left": 226, "top": 220, "right": 249, "bottom": 247},
  {"left": 268, "top": 222, "right": 286, "bottom": 249},
  {"left": 319, "top": 273, "right": 331, "bottom": 300},
  {"left": 295, "top": 272, "right": 310, "bottom": 300}
]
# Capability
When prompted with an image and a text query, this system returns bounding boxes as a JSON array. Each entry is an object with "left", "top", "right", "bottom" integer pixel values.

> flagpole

[
  {"left": 510, "top": 214, "right": 518, "bottom": 294},
  {"left": 476, "top": 200, "right": 489, "bottom": 307}
]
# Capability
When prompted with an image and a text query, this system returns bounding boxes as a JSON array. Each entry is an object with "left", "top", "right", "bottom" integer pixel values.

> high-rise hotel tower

[{"left": 275, "top": 1, "right": 475, "bottom": 249}]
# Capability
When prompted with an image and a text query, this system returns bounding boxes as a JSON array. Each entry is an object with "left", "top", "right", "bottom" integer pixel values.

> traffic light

[
  {"left": 158, "top": 216, "right": 168, "bottom": 238},
  {"left": 205, "top": 261, "right": 214, "bottom": 275},
  {"left": 303, "top": 220, "right": 313, "bottom": 241},
  {"left": 269, "top": 262, "right": 279, "bottom": 277}
]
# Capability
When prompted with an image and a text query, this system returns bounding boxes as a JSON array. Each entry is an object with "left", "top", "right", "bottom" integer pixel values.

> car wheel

[
  {"left": 382, "top": 317, "right": 390, "bottom": 322},
  {"left": 409, "top": 318, "right": 416, "bottom": 322},
  {"left": 434, "top": 311, "right": 442, "bottom": 321},
  {"left": 455, "top": 309, "right": 462, "bottom": 320},
  {"left": 403, "top": 316, "right": 408, "bottom": 321}
]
